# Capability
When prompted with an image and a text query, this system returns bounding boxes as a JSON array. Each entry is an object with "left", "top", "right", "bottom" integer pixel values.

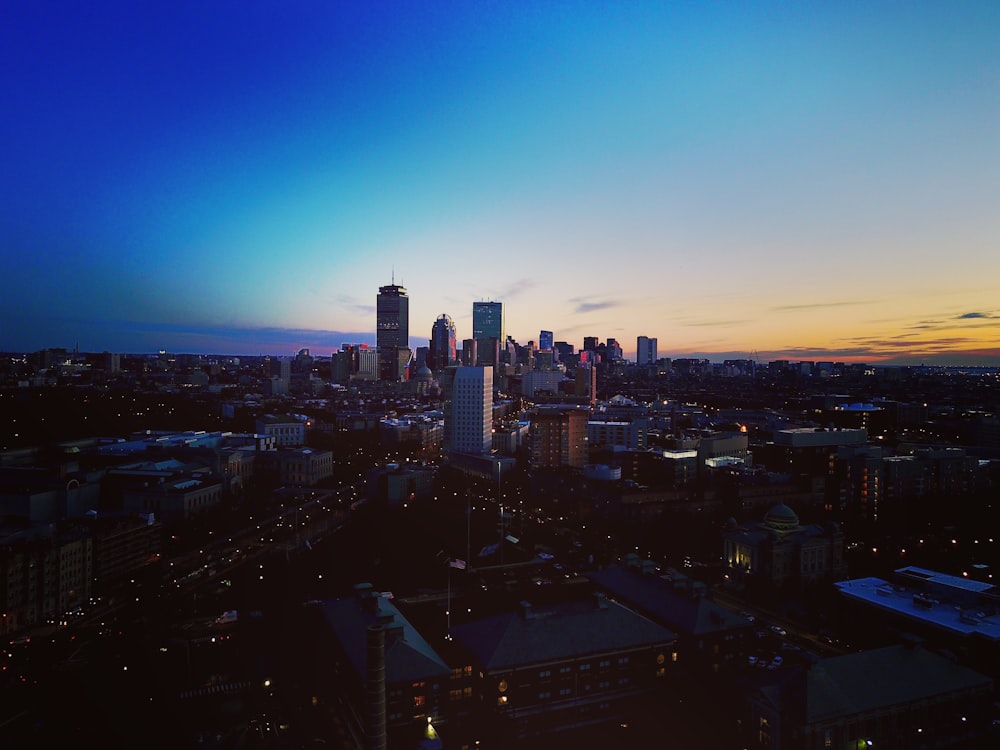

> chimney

[{"left": 365, "top": 624, "right": 387, "bottom": 750}]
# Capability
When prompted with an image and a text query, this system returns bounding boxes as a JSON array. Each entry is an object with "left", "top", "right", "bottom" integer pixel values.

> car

[
  {"left": 740, "top": 611, "right": 756, "bottom": 622},
  {"left": 771, "top": 655, "right": 783, "bottom": 667},
  {"left": 770, "top": 625, "right": 787, "bottom": 637},
  {"left": 748, "top": 655, "right": 758, "bottom": 666}
]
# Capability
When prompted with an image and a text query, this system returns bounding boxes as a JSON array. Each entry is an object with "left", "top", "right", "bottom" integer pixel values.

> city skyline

[{"left": 3, "top": 2, "right": 999, "bottom": 365}]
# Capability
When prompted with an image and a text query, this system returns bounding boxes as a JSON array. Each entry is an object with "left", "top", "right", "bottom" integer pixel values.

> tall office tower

[
  {"left": 575, "top": 362, "right": 597, "bottom": 405},
  {"left": 429, "top": 314, "right": 457, "bottom": 370},
  {"left": 636, "top": 336, "right": 658, "bottom": 365},
  {"left": 606, "top": 338, "right": 623, "bottom": 361},
  {"left": 553, "top": 341, "right": 575, "bottom": 364},
  {"left": 377, "top": 282, "right": 409, "bottom": 349},
  {"left": 472, "top": 301, "right": 504, "bottom": 343},
  {"left": 475, "top": 337, "right": 499, "bottom": 367},
  {"left": 461, "top": 339, "right": 477, "bottom": 366},
  {"left": 583, "top": 336, "right": 599, "bottom": 353},
  {"left": 539, "top": 330, "right": 553, "bottom": 351},
  {"left": 448, "top": 366, "right": 493, "bottom": 455},
  {"left": 377, "top": 281, "right": 409, "bottom": 380}
]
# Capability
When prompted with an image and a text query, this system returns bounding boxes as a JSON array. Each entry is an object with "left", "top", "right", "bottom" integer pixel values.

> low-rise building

[
  {"left": 745, "top": 643, "right": 993, "bottom": 749},
  {"left": 449, "top": 592, "right": 677, "bottom": 743},
  {"left": 589, "top": 556, "right": 754, "bottom": 677}
]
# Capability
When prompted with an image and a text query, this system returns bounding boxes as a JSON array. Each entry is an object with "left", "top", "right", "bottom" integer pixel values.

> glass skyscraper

[{"left": 472, "top": 301, "right": 504, "bottom": 343}]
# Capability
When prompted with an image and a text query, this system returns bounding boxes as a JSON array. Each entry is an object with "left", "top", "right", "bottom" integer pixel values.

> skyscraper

[
  {"left": 637, "top": 336, "right": 658, "bottom": 365},
  {"left": 377, "top": 282, "right": 409, "bottom": 350},
  {"left": 538, "top": 330, "right": 553, "bottom": 351},
  {"left": 377, "top": 281, "right": 410, "bottom": 380},
  {"left": 472, "top": 301, "right": 504, "bottom": 343},
  {"left": 449, "top": 366, "right": 493, "bottom": 456},
  {"left": 429, "top": 313, "right": 457, "bottom": 370}
]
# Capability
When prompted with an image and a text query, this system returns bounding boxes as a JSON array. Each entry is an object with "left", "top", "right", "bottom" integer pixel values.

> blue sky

[{"left": 3, "top": 1, "right": 998, "bottom": 363}]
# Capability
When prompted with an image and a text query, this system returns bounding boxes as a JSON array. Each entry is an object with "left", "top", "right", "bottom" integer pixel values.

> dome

[
  {"left": 764, "top": 503, "right": 799, "bottom": 532},
  {"left": 416, "top": 365, "right": 434, "bottom": 381}
]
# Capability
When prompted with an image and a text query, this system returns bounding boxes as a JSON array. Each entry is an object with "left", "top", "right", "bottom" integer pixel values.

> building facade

[
  {"left": 636, "top": 336, "right": 657, "bottom": 365},
  {"left": 429, "top": 313, "right": 458, "bottom": 371},
  {"left": 472, "top": 301, "right": 504, "bottom": 343},
  {"left": 529, "top": 405, "right": 590, "bottom": 470},
  {"left": 723, "top": 504, "right": 847, "bottom": 590},
  {"left": 449, "top": 366, "right": 493, "bottom": 456},
  {"left": 377, "top": 282, "right": 410, "bottom": 381}
]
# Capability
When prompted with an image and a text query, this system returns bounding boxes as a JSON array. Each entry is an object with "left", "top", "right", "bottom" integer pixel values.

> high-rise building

[
  {"left": 429, "top": 314, "right": 457, "bottom": 371},
  {"left": 448, "top": 366, "right": 493, "bottom": 456},
  {"left": 637, "top": 336, "right": 658, "bottom": 365},
  {"left": 538, "top": 330, "right": 553, "bottom": 351},
  {"left": 529, "top": 405, "right": 590, "bottom": 469},
  {"left": 377, "top": 282, "right": 409, "bottom": 350},
  {"left": 583, "top": 336, "right": 599, "bottom": 353},
  {"left": 461, "top": 339, "right": 477, "bottom": 366},
  {"left": 575, "top": 362, "right": 597, "bottom": 405},
  {"left": 606, "top": 338, "right": 623, "bottom": 361},
  {"left": 377, "top": 281, "right": 410, "bottom": 381},
  {"left": 472, "top": 301, "right": 504, "bottom": 343}
]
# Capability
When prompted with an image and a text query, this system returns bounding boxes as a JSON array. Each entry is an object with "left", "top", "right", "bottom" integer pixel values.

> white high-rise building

[{"left": 449, "top": 366, "right": 493, "bottom": 455}]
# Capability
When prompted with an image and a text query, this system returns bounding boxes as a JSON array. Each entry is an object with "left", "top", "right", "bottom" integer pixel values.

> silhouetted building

[
  {"left": 429, "top": 313, "right": 458, "bottom": 371},
  {"left": 310, "top": 585, "right": 452, "bottom": 749},
  {"left": 723, "top": 504, "right": 846, "bottom": 590},
  {"left": 449, "top": 593, "right": 677, "bottom": 742},
  {"left": 377, "top": 282, "right": 410, "bottom": 381},
  {"left": 538, "top": 330, "right": 553, "bottom": 351},
  {"left": 636, "top": 336, "right": 657, "bottom": 365},
  {"left": 745, "top": 643, "right": 992, "bottom": 749},
  {"left": 528, "top": 405, "right": 590, "bottom": 470},
  {"left": 590, "top": 556, "right": 754, "bottom": 677}
]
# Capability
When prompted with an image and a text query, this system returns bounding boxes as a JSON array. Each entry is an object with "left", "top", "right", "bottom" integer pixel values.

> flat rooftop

[{"left": 835, "top": 577, "right": 1000, "bottom": 641}]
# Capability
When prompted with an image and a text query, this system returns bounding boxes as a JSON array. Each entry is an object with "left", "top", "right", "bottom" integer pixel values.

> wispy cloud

[
  {"left": 497, "top": 278, "right": 538, "bottom": 300},
  {"left": 683, "top": 319, "right": 749, "bottom": 327},
  {"left": 957, "top": 311, "right": 998, "bottom": 320},
  {"left": 572, "top": 300, "right": 619, "bottom": 315},
  {"left": 771, "top": 300, "right": 872, "bottom": 312}
]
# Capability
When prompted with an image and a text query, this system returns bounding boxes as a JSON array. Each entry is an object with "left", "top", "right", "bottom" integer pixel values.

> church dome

[{"left": 764, "top": 503, "right": 799, "bottom": 532}]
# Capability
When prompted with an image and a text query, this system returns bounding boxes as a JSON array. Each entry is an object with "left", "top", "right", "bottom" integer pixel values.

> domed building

[{"left": 723, "top": 503, "right": 846, "bottom": 590}]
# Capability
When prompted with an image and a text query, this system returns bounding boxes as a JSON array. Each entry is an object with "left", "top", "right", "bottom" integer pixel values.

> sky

[{"left": 2, "top": 1, "right": 999, "bottom": 365}]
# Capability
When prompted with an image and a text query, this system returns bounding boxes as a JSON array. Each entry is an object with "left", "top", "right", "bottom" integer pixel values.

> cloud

[
  {"left": 957, "top": 312, "right": 997, "bottom": 320},
  {"left": 496, "top": 278, "right": 538, "bottom": 300},
  {"left": 683, "top": 319, "right": 749, "bottom": 327},
  {"left": 771, "top": 300, "right": 871, "bottom": 312},
  {"left": 572, "top": 300, "right": 619, "bottom": 315}
]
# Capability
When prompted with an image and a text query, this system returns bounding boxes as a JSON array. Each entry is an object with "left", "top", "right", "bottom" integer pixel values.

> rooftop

[
  {"left": 449, "top": 593, "right": 676, "bottom": 671},
  {"left": 835, "top": 577, "right": 1000, "bottom": 641},
  {"left": 805, "top": 644, "right": 992, "bottom": 723}
]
